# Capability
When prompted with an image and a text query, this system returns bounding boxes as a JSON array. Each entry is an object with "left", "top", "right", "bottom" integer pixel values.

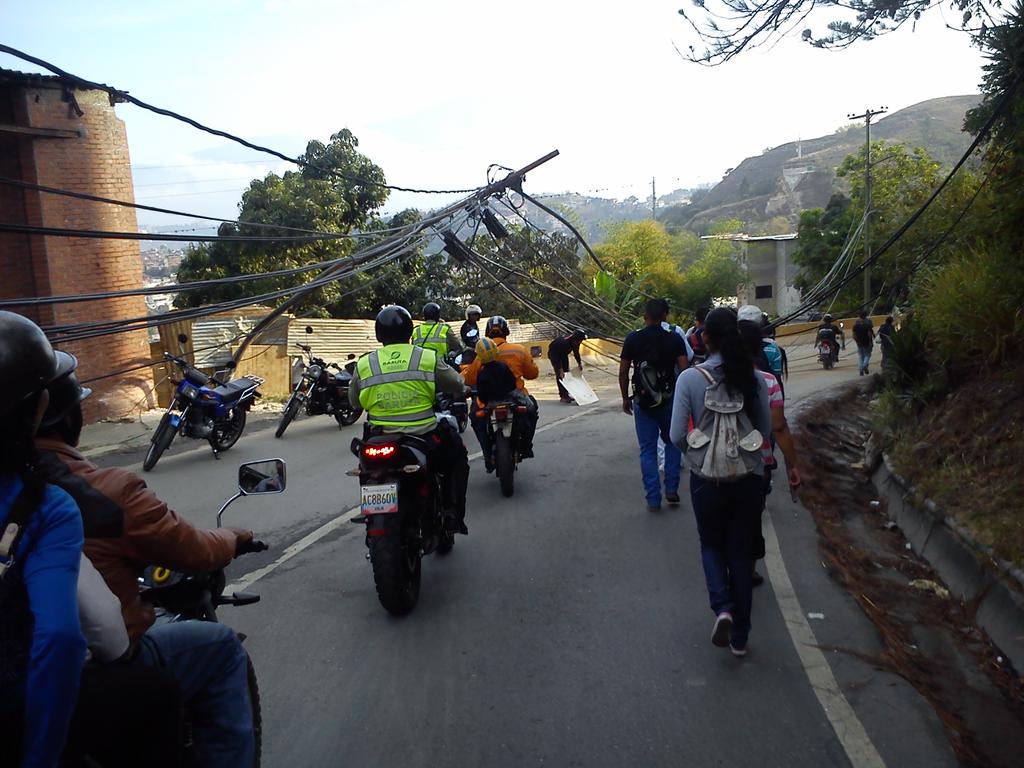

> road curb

[{"left": 870, "top": 453, "right": 1024, "bottom": 667}]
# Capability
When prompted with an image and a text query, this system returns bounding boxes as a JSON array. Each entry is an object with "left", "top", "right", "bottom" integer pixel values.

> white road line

[
  {"left": 227, "top": 402, "right": 609, "bottom": 593},
  {"left": 763, "top": 513, "right": 887, "bottom": 768}
]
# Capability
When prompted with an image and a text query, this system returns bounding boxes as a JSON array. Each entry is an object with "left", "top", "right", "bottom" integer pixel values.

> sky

[{"left": 1, "top": 0, "right": 988, "bottom": 229}]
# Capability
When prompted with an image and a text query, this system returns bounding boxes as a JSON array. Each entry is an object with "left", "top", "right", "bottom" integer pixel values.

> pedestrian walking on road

[
  {"left": 853, "top": 310, "right": 875, "bottom": 376},
  {"left": 669, "top": 308, "right": 771, "bottom": 657},
  {"left": 878, "top": 315, "right": 895, "bottom": 370},
  {"left": 619, "top": 299, "right": 689, "bottom": 512}
]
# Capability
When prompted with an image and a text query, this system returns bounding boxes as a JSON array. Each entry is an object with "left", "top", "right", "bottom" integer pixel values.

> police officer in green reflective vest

[
  {"left": 411, "top": 302, "right": 461, "bottom": 359},
  {"left": 349, "top": 305, "right": 471, "bottom": 534}
]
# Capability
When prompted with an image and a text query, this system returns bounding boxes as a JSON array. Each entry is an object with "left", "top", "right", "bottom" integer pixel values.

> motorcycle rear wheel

[
  {"left": 369, "top": 531, "right": 421, "bottom": 615},
  {"left": 495, "top": 431, "right": 515, "bottom": 497},
  {"left": 210, "top": 408, "right": 247, "bottom": 452},
  {"left": 335, "top": 405, "right": 363, "bottom": 428},
  {"left": 143, "top": 413, "right": 177, "bottom": 472},
  {"left": 275, "top": 396, "right": 302, "bottom": 438}
]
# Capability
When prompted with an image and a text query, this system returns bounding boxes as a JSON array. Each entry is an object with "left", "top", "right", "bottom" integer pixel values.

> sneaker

[
  {"left": 730, "top": 643, "right": 748, "bottom": 657},
  {"left": 647, "top": 504, "right": 662, "bottom": 513},
  {"left": 484, "top": 458, "right": 495, "bottom": 474},
  {"left": 665, "top": 491, "right": 680, "bottom": 505},
  {"left": 520, "top": 447, "right": 534, "bottom": 459},
  {"left": 752, "top": 569, "right": 765, "bottom": 587},
  {"left": 711, "top": 612, "right": 733, "bottom": 647},
  {"left": 559, "top": 396, "right": 574, "bottom": 404}
]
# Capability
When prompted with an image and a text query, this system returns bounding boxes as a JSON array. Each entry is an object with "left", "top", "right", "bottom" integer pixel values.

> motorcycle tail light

[
  {"left": 494, "top": 406, "right": 509, "bottom": 421},
  {"left": 515, "top": 406, "right": 528, "bottom": 414},
  {"left": 362, "top": 444, "right": 397, "bottom": 460}
]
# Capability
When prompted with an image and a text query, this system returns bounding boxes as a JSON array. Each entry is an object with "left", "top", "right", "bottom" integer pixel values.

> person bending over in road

[
  {"left": 35, "top": 368, "right": 257, "bottom": 768},
  {"left": 548, "top": 329, "right": 587, "bottom": 403},
  {"left": 670, "top": 307, "right": 771, "bottom": 658}
]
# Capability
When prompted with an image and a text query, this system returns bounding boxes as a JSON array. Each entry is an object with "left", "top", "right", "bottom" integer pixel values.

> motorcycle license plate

[{"left": 361, "top": 483, "right": 398, "bottom": 515}]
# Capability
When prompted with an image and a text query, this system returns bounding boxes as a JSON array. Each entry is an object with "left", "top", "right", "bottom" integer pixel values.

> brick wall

[{"left": 0, "top": 82, "right": 154, "bottom": 421}]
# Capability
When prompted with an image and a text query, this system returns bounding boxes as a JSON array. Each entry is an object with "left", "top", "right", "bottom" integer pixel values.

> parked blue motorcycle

[{"left": 144, "top": 334, "right": 264, "bottom": 471}]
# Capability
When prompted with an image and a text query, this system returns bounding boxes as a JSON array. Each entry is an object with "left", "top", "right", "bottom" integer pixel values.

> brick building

[{"left": 0, "top": 69, "right": 154, "bottom": 421}]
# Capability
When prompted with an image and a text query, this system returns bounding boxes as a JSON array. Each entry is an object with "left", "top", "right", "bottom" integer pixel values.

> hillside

[{"left": 661, "top": 94, "right": 980, "bottom": 233}]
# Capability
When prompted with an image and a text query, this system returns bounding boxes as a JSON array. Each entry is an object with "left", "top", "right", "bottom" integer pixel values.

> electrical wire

[
  {"left": 0, "top": 175, "right": 409, "bottom": 239},
  {"left": 0, "top": 44, "right": 482, "bottom": 196}
]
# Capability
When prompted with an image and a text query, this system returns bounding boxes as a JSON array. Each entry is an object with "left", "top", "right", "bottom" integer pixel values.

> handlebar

[{"left": 237, "top": 539, "right": 269, "bottom": 555}]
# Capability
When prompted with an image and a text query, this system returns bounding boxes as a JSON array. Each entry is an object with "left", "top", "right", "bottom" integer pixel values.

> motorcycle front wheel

[
  {"left": 275, "top": 395, "right": 302, "bottom": 438},
  {"left": 246, "top": 652, "right": 263, "bottom": 767},
  {"left": 143, "top": 413, "right": 177, "bottom": 472},
  {"left": 210, "top": 408, "right": 246, "bottom": 452},
  {"left": 335, "top": 405, "right": 363, "bottom": 428},
  {"left": 495, "top": 431, "right": 515, "bottom": 497}
]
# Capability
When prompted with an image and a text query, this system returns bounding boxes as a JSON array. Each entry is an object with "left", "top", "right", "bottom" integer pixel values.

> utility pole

[
  {"left": 651, "top": 176, "right": 656, "bottom": 220},
  {"left": 847, "top": 107, "right": 887, "bottom": 305}
]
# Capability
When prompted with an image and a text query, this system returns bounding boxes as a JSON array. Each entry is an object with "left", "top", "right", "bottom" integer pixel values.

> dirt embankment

[
  {"left": 885, "top": 361, "right": 1024, "bottom": 568},
  {"left": 794, "top": 387, "right": 1023, "bottom": 768}
]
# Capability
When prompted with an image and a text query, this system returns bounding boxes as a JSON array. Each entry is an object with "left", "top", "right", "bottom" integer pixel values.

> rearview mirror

[
  {"left": 238, "top": 459, "right": 286, "bottom": 495},
  {"left": 305, "top": 325, "right": 314, "bottom": 335},
  {"left": 454, "top": 354, "right": 463, "bottom": 366}
]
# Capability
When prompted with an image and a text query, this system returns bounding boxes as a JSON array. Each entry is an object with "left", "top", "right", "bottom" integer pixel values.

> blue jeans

[
  {"left": 690, "top": 473, "right": 763, "bottom": 646},
  {"left": 136, "top": 621, "right": 254, "bottom": 768},
  {"left": 633, "top": 402, "right": 680, "bottom": 506},
  {"left": 857, "top": 344, "right": 872, "bottom": 374}
]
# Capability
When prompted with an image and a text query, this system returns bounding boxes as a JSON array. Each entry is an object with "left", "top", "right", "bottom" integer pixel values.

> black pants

[{"left": 550, "top": 353, "right": 570, "bottom": 398}]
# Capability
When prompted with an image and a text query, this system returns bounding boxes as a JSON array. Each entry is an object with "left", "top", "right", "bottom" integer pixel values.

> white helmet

[{"left": 465, "top": 304, "right": 482, "bottom": 319}]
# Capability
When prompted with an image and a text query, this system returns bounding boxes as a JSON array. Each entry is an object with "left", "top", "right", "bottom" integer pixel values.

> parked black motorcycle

[
  {"left": 483, "top": 399, "right": 530, "bottom": 497},
  {"left": 144, "top": 334, "right": 264, "bottom": 472},
  {"left": 140, "top": 458, "right": 285, "bottom": 767},
  {"left": 275, "top": 326, "right": 362, "bottom": 438},
  {"left": 349, "top": 434, "right": 455, "bottom": 615}
]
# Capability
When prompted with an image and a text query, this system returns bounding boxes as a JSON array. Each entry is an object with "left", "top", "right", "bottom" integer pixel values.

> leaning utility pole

[{"left": 848, "top": 107, "right": 887, "bottom": 305}]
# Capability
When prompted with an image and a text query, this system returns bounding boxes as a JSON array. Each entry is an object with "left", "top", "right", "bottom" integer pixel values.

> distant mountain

[{"left": 660, "top": 95, "right": 980, "bottom": 234}]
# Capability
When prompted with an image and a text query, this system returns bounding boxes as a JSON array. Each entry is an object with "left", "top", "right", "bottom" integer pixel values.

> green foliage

[
  {"left": 916, "top": 246, "right": 1024, "bottom": 368},
  {"left": 175, "top": 129, "right": 393, "bottom": 318},
  {"left": 589, "top": 219, "right": 746, "bottom": 321}
]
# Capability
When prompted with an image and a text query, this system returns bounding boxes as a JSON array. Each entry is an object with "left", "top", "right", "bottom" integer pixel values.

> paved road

[{"left": 102, "top": 359, "right": 956, "bottom": 767}]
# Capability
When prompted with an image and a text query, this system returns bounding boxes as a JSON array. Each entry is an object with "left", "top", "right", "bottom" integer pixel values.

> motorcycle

[
  {"left": 144, "top": 334, "right": 264, "bottom": 472},
  {"left": 817, "top": 339, "right": 837, "bottom": 370},
  {"left": 349, "top": 432, "right": 456, "bottom": 615},
  {"left": 140, "top": 458, "right": 285, "bottom": 768},
  {"left": 275, "top": 325, "right": 363, "bottom": 438},
  {"left": 482, "top": 398, "right": 530, "bottom": 497}
]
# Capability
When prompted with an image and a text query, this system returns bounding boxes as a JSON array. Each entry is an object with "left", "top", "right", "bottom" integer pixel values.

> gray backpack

[{"left": 684, "top": 367, "right": 763, "bottom": 481}]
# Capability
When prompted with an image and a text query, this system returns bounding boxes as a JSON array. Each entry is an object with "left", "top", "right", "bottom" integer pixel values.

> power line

[
  {"left": 0, "top": 44, "right": 481, "bottom": 196},
  {"left": 0, "top": 221, "right": 371, "bottom": 244}
]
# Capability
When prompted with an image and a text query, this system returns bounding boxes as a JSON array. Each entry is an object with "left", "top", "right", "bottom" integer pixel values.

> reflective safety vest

[
  {"left": 356, "top": 344, "right": 437, "bottom": 430},
  {"left": 411, "top": 322, "right": 451, "bottom": 359}
]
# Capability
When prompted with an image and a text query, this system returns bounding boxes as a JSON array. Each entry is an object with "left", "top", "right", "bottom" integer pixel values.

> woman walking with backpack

[{"left": 669, "top": 308, "right": 771, "bottom": 657}]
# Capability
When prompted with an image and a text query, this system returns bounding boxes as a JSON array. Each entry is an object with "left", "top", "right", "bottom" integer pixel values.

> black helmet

[
  {"left": 375, "top": 305, "right": 414, "bottom": 345},
  {"left": 0, "top": 311, "right": 75, "bottom": 417},
  {"left": 422, "top": 302, "right": 441, "bottom": 322},
  {"left": 570, "top": 329, "right": 588, "bottom": 342},
  {"left": 823, "top": 313, "right": 834, "bottom": 323},
  {"left": 41, "top": 360, "right": 92, "bottom": 428},
  {"left": 485, "top": 315, "right": 510, "bottom": 338}
]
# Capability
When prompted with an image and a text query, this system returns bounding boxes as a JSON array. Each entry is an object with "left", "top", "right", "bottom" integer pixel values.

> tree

[
  {"left": 676, "top": 0, "right": 1001, "bottom": 65},
  {"left": 175, "top": 129, "right": 391, "bottom": 317},
  {"left": 792, "top": 143, "right": 979, "bottom": 311},
  {"left": 590, "top": 219, "right": 746, "bottom": 319}
]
